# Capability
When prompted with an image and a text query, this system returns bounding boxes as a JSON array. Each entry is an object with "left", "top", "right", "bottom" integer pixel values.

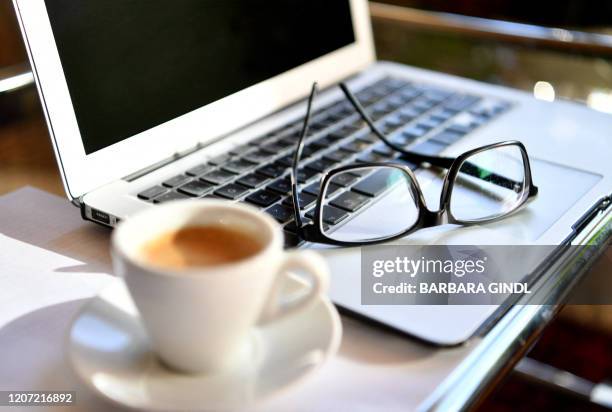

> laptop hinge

[{"left": 122, "top": 143, "right": 208, "bottom": 182}]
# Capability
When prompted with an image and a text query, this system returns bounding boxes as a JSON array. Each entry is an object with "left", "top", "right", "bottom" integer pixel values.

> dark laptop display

[{"left": 44, "top": 0, "right": 355, "bottom": 154}]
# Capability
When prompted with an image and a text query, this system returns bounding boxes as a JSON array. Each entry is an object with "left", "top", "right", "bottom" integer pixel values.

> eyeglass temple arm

[
  {"left": 339, "top": 82, "right": 530, "bottom": 194},
  {"left": 291, "top": 82, "right": 318, "bottom": 230}
]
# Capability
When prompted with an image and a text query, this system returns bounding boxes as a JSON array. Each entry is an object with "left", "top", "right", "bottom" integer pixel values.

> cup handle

[{"left": 258, "top": 250, "right": 329, "bottom": 325}]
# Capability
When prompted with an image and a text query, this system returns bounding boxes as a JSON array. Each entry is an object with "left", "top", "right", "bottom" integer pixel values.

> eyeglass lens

[
  {"left": 450, "top": 145, "right": 527, "bottom": 222},
  {"left": 319, "top": 166, "right": 420, "bottom": 243}
]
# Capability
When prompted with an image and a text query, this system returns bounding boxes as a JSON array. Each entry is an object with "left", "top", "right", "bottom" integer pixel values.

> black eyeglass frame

[{"left": 290, "top": 82, "right": 539, "bottom": 247}]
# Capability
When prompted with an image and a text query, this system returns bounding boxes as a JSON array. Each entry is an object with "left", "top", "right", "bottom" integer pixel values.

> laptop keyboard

[{"left": 137, "top": 77, "right": 511, "bottom": 248}]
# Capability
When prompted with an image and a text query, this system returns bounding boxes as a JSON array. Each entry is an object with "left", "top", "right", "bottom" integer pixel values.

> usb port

[{"left": 91, "top": 208, "right": 110, "bottom": 225}]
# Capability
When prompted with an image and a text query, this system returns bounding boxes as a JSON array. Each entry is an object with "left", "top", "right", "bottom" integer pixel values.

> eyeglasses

[{"left": 288, "top": 82, "right": 538, "bottom": 246}]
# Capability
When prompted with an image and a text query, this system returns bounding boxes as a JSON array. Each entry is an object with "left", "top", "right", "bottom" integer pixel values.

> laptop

[{"left": 14, "top": 0, "right": 612, "bottom": 345}]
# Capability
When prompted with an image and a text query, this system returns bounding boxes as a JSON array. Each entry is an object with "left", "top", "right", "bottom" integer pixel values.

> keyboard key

[
  {"left": 243, "top": 149, "right": 275, "bottom": 163},
  {"left": 273, "top": 138, "right": 297, "bottom": 149},
  {"left": 256, "top": 163, "right": 287, "bottom": 178},
  {"left": 372, "top": 143, "right": 394, "bottom": 157},
  {"left": 208, "top": 153, "right": 232, "bottom": 165},
  {"left": 306, "top": 120, "right": 329, "bottom": 132},
  {"left": 245, "top": 190, "right": 281, "bottom": 208},
  {"left": 236, "top": 173, "right": 269, "bottom": 189},
  {"left": 306, "top": 205, "right": 349, "bottom": 225},
  {"left": 213, "top": 183, "right": 248, "bottom": 200},
  {"left": 412, "top": 98, "right": 438, "bottom": 111},
  {"left": 185, "top": 163, "right": 213, "bottom": 177},
  {"left": 445, "top": 123, "right": 473, "bottom": 135},
  {"left": 383, "top": 77, "right": 410, "bottom": 90},
  {"left": 324, "top": 183, "right": 343, "bottom": 197},
  {"left": 329, "top": 172, "right": 359, "bottom": 187},
  {"left": 311, "top": 135, "right": 336, "bottom": 147},
  {"left": 261, "top": 141, "right": 289, "bottom": 154},
  {"left": 304, "top": 158, "right": 337, "bottom": 173},
  {"left": 284, "top": 217, "right": 312, "bottom": 233},
  {"left": 390, "top": 134, "right": 418, "bottom": 147},
  {"left": 229, "top": 145, "right": 254, "bottom": 156},
  {"left": 397, "top": 107, "right": 420, "bottom": 123},
  {"left": 395, "top": 157, "right": 420, "bottom": 170},
  {"left": 276, "top": 154, "right": 297, "bottom": 167},
  {"left": 398, "top": 88, "right": 422, "bottom": 102},
  {"left": 222, "top": 159, "right": 258, "bottom": 174},
  {"left": 162, "top": 174, "right": 191, "bottom": 188},
  {"left": 265, "top": 204, "right": 294, "bottom": 224},
  {"left": 402, "top": 125, "right": 429, "bottom": 139},
  {"left": 178, "top": 180, "right": 214, "bottom": 197},
  {"left": 267, "top": 178, "right": 292, "bottom": 195},
  {"left": 323, "top": 148, "right": 353, "bottom": 163},
  {"left": 445, "top": 113, "right": 482, "bottom": 134},
  {"left": 356, "top": 151, "right": 389, "bottom": 163},
  {"left": 422, "top": 88, "right": 453, "bottom": 103},
  {"left": 331, "top": 191, "right": 370, "bottom": 212},
  {"left": 279, "top": 134, "right": 300, "bottom": 147},
  {"left": 326, "top": 109, "right": 350, "bottom": 123},
  {"left": 470, "top": 99, "right": 510, "bottom": 118},
  {"left": 357, "top": 91, "right": 378, "bottom": 106},
  {"left": 386, "top": 94, "right": 407, "bottom": 108},
  {"left": 304, "top": 141, "right": 327, "bottom": 153},
  {"left": 369, "top": 107, "right": 391, "bottom": 121},
  {"left": 316, "top": 113, "right": 337, "bottom": 127},
  {"left": 137, "top": 185, "right": 167, "bottom": 200},
  {"left": 297, "top": 167, "right": 319, "bottom": 183},
  {"left": 203, "top": 193, "right": 224, "bottom": 200},
  {"left": 417, "top": 116, "right": 444, "bottom": 130},
  {"left": 376, "top": 123, "right": 394, "bottom": 135},
  {"left": 341, "top": 139, "right": 372, "bottom": 153},
  {"left": 201, "top": 169, "right": 236, "bottom": 185},
  {"left": 429, "top": 130, "right": 465, "bottom": 146},
  {"left": 300, "top": 146, "right": 319, "bottom": 159},
  {"left": 302, "top": 181, "right": 321, "bottom": 196},
  {"left": 248, "top": 134, "right": 272, "bottom": 146},
  {"left": 153, "top": 191, "right": 190, "bottom": 204},
  {"left": 352, "top": 169, "right": 395, "bottom": 197},
  {"left": 303, "top": 181, "right": 341, "bottom": 198},
  {"left": 350, "top": 168, "right": 370, "bottom": 177},
  {"left": 329, "top": 126, "right": 359, "bottom": 141},
  {"left": 411, "top": 140, "right": 447, "bottom": 155},
  {"left": 283, "top": 192, "right": 317, "bottom": 210},
  {"left": 357, "top": 133, "right": 379, "bottom": 144},
  {"left": 443, "top": 94, "right": 480, "bottom": 112},
  {"left": 429, "top": 109, "right": 456, "bottom": 122},
  {"left": 346, "top": 119, "right": 367, "bottom": 130}
]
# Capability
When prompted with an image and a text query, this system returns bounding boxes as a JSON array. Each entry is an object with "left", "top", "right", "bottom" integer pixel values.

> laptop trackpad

[{"left": 315, "top": 158, "right": 601, "bottom": 345}]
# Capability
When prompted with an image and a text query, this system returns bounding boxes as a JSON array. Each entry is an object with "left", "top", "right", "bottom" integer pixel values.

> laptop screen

[{"left": 44, "top": 1, "right": 355, "bottom": 154}]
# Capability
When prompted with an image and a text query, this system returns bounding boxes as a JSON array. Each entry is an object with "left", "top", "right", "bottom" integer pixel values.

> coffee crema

[{"left": 140, "top": 225, "right": 263, "bottom": 269}]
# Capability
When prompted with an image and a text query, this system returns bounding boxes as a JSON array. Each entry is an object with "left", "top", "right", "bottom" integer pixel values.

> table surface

[{"left": 0, "top": 187, "right": 483, "bottom": 412}]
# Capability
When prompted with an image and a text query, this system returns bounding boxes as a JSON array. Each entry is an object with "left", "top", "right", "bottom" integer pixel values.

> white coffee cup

[{"left": 111, "top": 200, "right": 329, "bottom": 374}]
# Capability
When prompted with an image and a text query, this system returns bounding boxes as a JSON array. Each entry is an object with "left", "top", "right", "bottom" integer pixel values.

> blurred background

[{"left": 0, "top": 1, "right": 611, "bottom": 410}]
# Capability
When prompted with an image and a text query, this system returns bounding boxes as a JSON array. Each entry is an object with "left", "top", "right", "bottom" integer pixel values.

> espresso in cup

[
  {"left": 140, "top": 225, "right": 263, "bottom": 269},
  {"left": 112, "top": 200, "right": 329, "bottom": 374}
]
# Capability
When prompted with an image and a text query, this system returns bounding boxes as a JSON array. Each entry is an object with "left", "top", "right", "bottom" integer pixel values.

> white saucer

[{"left": 68, "top": 277, "right": 342, "bottom": 411}]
